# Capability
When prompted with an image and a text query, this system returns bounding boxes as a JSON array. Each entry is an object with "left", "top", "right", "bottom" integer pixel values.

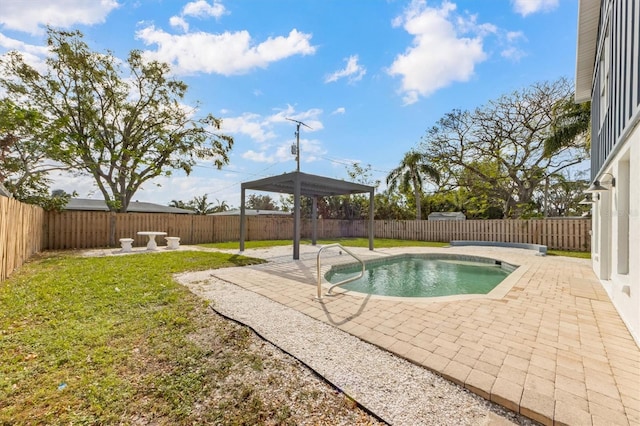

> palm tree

[
  {"left": 190, "top": 194, "right": 215, "bottom": 215},
  {"left": 386, "top": 151, "right": 440, "bottom": 220},
  {"left": 168, "top": 199, "right": 189, "bottom": 209},
  {"left": 211, "top": 199, "right": 229, "bottom": 213}
]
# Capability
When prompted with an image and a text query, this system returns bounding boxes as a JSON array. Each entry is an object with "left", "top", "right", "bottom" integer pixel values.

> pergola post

[
  {"left": 312, "top": 196, "right": 318, "bottom": 245},
  {"left": 240, "top": 186, "right": 246, "bottom": 252},
  {"left": 369, "top": 189, "right": 374, "bottom": 251},
  {"left": 293, "top": 175, "right": 301, "bottom": 260}
]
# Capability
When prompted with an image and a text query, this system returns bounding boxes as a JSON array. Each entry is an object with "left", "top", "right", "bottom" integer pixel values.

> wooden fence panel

[
  {"left": 40, "top": 211, "right": 592, "bottom": 252},
  {"left": 0, "top": 197, "right": 44, "bottom": 282},
  {"left": 5, "top": 206, "right": 591, "bottom": 282}
]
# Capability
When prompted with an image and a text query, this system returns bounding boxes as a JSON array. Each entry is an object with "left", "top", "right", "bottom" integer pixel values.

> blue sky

[{"left": 0, "top": 0, "right": 579, "bottom": 208}]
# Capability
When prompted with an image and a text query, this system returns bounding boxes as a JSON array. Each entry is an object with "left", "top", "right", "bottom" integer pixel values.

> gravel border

[{"left": 177, "top": 270, "right": 536, "bottom": 426}]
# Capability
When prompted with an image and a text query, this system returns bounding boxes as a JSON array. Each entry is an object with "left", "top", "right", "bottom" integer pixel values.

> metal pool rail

[{"left": 316, "top": 244, "right": 365, "bottom": 300}]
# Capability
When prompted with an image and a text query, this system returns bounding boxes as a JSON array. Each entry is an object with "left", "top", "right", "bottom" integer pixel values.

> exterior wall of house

[{"left": 588, "top": 0, "right": 640, "bottom": 343}]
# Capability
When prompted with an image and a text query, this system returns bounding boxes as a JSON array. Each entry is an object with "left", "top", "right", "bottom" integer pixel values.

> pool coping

[{"left": 322, "top": 252, "right": 527, "bottom": 304}]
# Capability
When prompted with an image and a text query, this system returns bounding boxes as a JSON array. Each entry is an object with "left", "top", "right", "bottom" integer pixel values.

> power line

[{"left": 318, "top": 155, "right": 392, "bottom": 175}]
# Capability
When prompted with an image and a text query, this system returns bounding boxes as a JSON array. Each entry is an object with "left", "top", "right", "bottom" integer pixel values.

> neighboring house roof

[
  {"left": 575, "top": 0, "right": 601, "bottom": 102},
  {"left": 64, "top": 198, "right": 195, "bottom": 214},
  {"left": 210, "top": 208, "right": 291, "bottom": 216},
  {"left": 427, "top": 212, "right": 466, "bottom": 220}
]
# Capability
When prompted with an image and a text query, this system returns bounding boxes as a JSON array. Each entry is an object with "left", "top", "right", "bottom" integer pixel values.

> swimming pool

[{"left": 324, "top": 254, "right": 516, "bottom": 298}]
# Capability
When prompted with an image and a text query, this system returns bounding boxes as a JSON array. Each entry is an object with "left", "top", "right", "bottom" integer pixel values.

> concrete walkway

[{"left": 196, "top": 245, "right": 639, "bottom": 426}]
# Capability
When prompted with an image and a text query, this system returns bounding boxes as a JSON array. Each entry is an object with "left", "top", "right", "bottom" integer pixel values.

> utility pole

[{"left": 286, "top": 118, "right": 311, "bottom": 172}]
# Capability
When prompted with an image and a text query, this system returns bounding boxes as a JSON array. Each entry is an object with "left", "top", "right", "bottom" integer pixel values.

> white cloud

[
  {"left": 388, "top": 0, "right": 488, "bottom": 104},
  {"left": 325, "top": 55, "right": 366, "bottom": 83},
  {"left": 512, "top": 0, "right": 559, "bottom": 17},
  {"left": 331, "top": 107, "right": 346, "bottom": 115},
  {"left": 169, "top": 16, "right": 189, "bottom": 32},
  {"left": 242, "top": 150, "right": 276, "bottom": 163},
  {"left": 0, "top": 0, "right": 119, "bottom": 35},
  {"left": 182, "top": 0, "right": 226, "bottom": 19},
  {"left": 501, "top": 46, "right": 526, "bottom": 61},
  {"left": 169, "top": 1, "right": 227, "bottom": 32},
  {"left": 0, "top": 34, "right": 49, "bottom": 71},
  {"left": 245, "top": 138, "right": 325, "bottom": 164},
  {"left": 136, "top": 26, "right": 316, "bottom": 75},
  {"left": 295, "top": 139, "right": 325, "bottom": 163},
  {"left": 221, "top": 113, "right": 277, "bottom": 143},
  {"left": 220, "top": 106, "right": 323, "bottom": 143},
  {"left": 225, "top": 106, "right": 325, "bottom": 165},
  {"left": 500, "top": 31, "right": 527, "bottom": 61}
]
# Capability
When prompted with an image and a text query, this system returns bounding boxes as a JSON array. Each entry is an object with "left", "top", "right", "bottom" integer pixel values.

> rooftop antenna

[{"left": 286, "top": 118, "right": 312, "bottom": 172}]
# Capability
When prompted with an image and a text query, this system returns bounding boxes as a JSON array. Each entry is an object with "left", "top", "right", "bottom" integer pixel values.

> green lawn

[
  {"left": 0, "top": 251, "right": 272, "bottom": 424},
  {"left": 199, "top": 237, "right": 449, "bottom": 250},
  {"left": 0, "top": 240, "right": 590, "bottom": 423},
  {"left": 546, "top": 249, "right": 591, "bottom": 259},
  {"left": 200, "top": 238, "right": 590, "bottom": 258},
  {"left": 1, "top": 249, "right": 382, "bottom": 424}
]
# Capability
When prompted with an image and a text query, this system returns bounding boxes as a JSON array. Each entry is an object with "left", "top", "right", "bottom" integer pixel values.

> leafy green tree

[
  {"left": 374, "top": 190, "right": 413, "bottom": 220},
  {"left": 0, "top": 28, "right": 233, "bottom": 214},
  {"left": 246, "top": 194, "right": 278, "bottom": 210},
  {"left": 386, "top": 151, "right": 440, "bottom": 220},
  {"left": 537, "top": 173, "right": 590, "bottom": 217},
  {"left": 0, "top": 99, "right": 70, "bottom": 210}
]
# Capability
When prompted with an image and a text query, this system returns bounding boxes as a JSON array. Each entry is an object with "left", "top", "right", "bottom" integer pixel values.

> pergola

[{"left": 240, "top": 171, "right": 375, "bottom": 259}]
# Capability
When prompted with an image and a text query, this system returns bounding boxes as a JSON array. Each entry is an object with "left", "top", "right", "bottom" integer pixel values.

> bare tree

[{"left": 422, "top": 78, "right": 588, "bottom": 218}]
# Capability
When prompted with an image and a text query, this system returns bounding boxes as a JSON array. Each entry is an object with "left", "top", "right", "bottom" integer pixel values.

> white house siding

[
  {"left": 582, "top": 0, "right": 640, "bottom": 344},
  {"left": 592, "top": 125, "right": 639, "bottom": 343}
]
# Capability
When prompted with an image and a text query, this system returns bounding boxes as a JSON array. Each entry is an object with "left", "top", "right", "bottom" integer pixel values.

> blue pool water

[{"left": 325, "top": 254, "right": 513, "bottom": 297}]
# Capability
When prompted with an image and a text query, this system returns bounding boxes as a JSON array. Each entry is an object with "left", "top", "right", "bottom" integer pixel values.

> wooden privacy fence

[
  {"left": 1, "top": 203, "right": 592, "bottom": 282},
  {"left": 42, "top": 210, "right": 592, "bottom": 252},
  {"left": 0, "top": 197, "right": 44, "bottom": 281}
]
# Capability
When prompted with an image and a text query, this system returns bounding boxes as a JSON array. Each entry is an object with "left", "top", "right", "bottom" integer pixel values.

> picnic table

[{"left": 137, "top": 231, "right": 167, "bottom": 250}]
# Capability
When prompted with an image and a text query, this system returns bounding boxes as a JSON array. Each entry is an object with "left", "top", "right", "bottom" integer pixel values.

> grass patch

[
  {"left": 0, "top": 250, "right": 378, "bottom": 425},
  {"left": 200, "top": 237, "right": 448, "bottom": 250},
  {"left": 547, "top": 249, "right": 591, "bottom": 259},
  {"left": 0, "top": 251, "right": 268, "bottom": 424},
  {"left": 198, "top": 239, "right": 294, "bottom": 250},
  {"left": 200, "top": 239, "right": 589, "bottom": 258}
]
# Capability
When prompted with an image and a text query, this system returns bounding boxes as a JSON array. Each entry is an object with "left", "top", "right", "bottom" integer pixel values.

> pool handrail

[{"left": 316, "top": 243, "right": 365, "bottom": 300}]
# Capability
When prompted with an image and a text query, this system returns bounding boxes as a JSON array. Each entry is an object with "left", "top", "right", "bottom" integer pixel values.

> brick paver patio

[{"left": 207, "top": 245, "right": 639, "bottom": 426}]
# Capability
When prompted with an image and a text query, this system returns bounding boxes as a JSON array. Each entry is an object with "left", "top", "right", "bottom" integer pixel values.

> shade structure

[{"left": 240, "top": 171, "right": 375, "bottom": 259}]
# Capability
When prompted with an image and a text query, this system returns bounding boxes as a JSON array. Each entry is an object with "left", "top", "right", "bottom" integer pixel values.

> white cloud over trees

[{"left": 0, "top": 0, "right": 119, "bottom": 34}]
